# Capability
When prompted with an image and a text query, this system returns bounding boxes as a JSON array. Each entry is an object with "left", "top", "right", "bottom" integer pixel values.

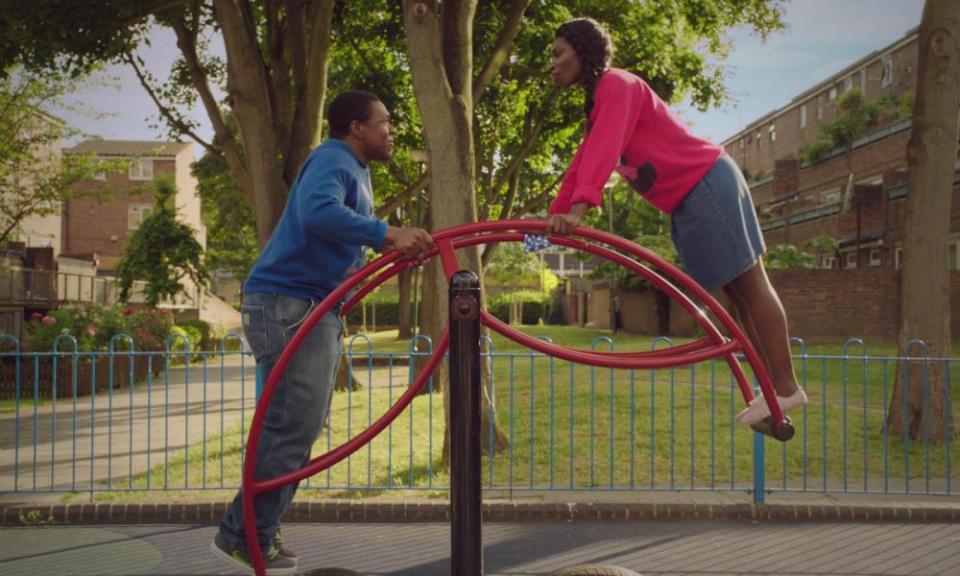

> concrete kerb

[{"left": 3, "top": 493, "right": 959, "bottom": 526}]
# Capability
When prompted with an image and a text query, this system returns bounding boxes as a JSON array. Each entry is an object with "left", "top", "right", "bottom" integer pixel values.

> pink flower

[
  {"left": 86, "top": 325, "right": 97, "bottom": 336},
  {"left": 41, "top": 315, "right": 56, "bottom": 326},
  {"left": 31, "top": 312, "right": 42, "bottom": 319},
  {"left": 124, "top": 307, "right": 133, "bottom": 316}
]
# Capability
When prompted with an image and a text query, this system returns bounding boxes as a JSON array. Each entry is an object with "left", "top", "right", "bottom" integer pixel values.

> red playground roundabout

[{"left": 241, "top": 219, "right": 793, "bottom": 576}]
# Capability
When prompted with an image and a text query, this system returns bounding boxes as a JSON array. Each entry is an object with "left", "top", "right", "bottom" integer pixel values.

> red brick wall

[
  {"left": 63, "top": 159, "right": 176, "bottom": 264},
  {"left": 730, "top": 35, "right": 917, "bottom": 178},
  {"left": 766, "top": 268, "right": 900, "bottom": 342},
  {"left": 621, "top": 269, "right": 960, "bottom": 343}
]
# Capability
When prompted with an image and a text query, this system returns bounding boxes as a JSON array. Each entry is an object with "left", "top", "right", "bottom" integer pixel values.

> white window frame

[
  {"left": 950, "top": 238, "right": 960, "bottom": 270},
  {"left": 856, "top": 174, "right": 883, "bottom": 187},
  {"left": 894, "top": 246, "right": 903, "bottom": 271},
  {"left": 869, "top": 249, "right": 881, "bottom": 267},
  {"left": 768, "top": 123, "right": 776, "bottom": 142},
  {"left": 822, "top": 256, "right": 836, "bottom": 269},
  {"left": 800, "top": 105, "right": 807, "bottom": 129},
  {"left": 860, "top": 69, "right": 867, "bottom": 93},
  {"left": 844, "top": 251, "right": 858, "bottom": 269},
  {"left": 128, "top": 203, "right": 153, "bottom": 230},
  {"left": 817, "top": 95, "right": 824, "bottom": 120},
  {"left": 881, "top": 56, "right": 893, "bottom": 88},
  {"left": 128, "top": 158, "right": 154, "bottom": 181},
  {"left": 821, "top": 187, "right": 842, "bottom": 204},
  {"left": 844, "top": 76, "right": 854, "bottom": 93},
  {"left": 828, "top": 86, "right": 838, "bottom": 101}
]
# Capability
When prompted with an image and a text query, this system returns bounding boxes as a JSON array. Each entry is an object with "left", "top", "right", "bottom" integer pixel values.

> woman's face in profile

[{"left": 549, "top": 36, "right": 583, "bottom": 88}]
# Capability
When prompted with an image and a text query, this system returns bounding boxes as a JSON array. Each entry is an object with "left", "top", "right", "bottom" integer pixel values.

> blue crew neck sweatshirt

[{"left": 244, "top": 139, "right": 388, "bottom": 302}]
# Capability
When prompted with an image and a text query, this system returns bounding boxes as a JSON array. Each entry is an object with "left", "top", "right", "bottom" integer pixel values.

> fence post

[
  {"left": 753, "top": 385, "right": 766, "bottom": 504},
  {"left": 449, "top": 270, "right": 482, "bottom": 576},
  {"left": 255, "top": 364, "right": 263, "bottom": 402}
]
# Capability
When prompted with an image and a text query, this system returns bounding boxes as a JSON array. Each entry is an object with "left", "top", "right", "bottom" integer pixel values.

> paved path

[
  {"left": 1, "top": 519, "right": 958, "bottom": 575},
  {"left": 0, "top": 356, "right": 409, "bottom": 492}
]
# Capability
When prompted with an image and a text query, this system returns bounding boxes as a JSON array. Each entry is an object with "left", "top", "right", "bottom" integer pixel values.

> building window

[
  {"left": 894, "top": 242, "right": 960, "bottom": 270},
  {"left": 129, "top": 159, "right": 154, "bottom": 181},
  {"left": 768, "top": 123, "right": 776, "bottom": 142},
  {"left": 881, "top": 56, "right": 893, "bottom": 88},
  {"left": 845, "top": 251, "right": 858, "bottom": 269},
  {"left": 755, "top": 131, "right": 761, "bottom": 148},
  {"left": 817, "top": 96, "right": 823, "bottom": 120},
  {"left": 128, "top": 203, "right": 152, "bottom": 230},
  {"left": 856, "top": 174, "right": 883, "bottom": 187},
  {"left": 844, "top": 76, "right": 854, "bottom": 93},
  {"left": 828, "top": 86, "right": 838, "bottom": 101},
  {"left": 821, "top": 187, "right": 842, "bottom": 204},
  {"left": 822, "top": 256, "right": 836, "bottom": 269},
  {"left": 739, "top": 138, "right": 745, "bottom": 150},
  {"left": 860, "top": 69, "right": 867, "bottom": 93},
  {"left": 869, "top": 249, "right": 881, "bottom": 267},
  {"left": 800, "top": 105, "right": 807, "bottom": 129}
]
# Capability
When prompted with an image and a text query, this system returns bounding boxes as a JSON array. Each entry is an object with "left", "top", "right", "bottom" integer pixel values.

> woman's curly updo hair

[{"left": 555, "top": 18, "right": 614, "bottom": 118}]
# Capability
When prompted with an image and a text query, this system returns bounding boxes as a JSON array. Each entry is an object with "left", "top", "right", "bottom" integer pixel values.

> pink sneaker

[{"left": 736, "top": 388, "right": 807, "bottom": 426}]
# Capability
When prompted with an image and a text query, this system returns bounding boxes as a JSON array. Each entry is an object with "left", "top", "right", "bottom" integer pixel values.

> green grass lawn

[
  {"left": 64, "top": 325, "right": 960, "bottom": 502},
  {"left": 0, "top": 398, "right": 49, "bottom": 414}
]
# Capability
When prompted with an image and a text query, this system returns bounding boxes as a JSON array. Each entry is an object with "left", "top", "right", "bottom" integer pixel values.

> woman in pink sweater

[{"left": 545, "top": 18, "right": 805, "bottom": 425}]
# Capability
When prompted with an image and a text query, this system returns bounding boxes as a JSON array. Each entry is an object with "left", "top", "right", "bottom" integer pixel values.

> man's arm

[{"left": 297, "top": 165, "right": 388, "bottom": 250}]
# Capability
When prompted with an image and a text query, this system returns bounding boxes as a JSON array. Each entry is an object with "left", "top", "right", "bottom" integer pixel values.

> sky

[{"left": 57, "top": 0, "right": 927, "bottom": 155}]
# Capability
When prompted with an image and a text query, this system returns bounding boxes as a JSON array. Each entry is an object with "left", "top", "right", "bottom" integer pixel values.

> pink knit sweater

[{"left": 549, "top": 68, "right": 724, "bottom": 215}]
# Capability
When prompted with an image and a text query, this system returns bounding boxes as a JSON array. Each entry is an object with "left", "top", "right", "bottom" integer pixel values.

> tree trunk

[
  {"left": 212, "top": 0, "right": 333, "bottom": 246},
  {"left": 403, "top": 0, "right": 509, "bottom": 463},
  {"left": 888, "top": 0, "right": 959, "bottom": 442},
  {"left": 215, "top": 1, "right": 293, "bottom": 244},
  {"left": 334, "top": 354, "right": 362, "bottom": 392}
]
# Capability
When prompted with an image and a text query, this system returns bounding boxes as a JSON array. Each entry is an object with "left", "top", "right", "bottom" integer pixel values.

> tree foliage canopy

[
  {"left": 0, "top": 0, "right": 786, "bottom": 246},
  {"left": 0, "top": 70, "right": 114, "bottom": 247}
]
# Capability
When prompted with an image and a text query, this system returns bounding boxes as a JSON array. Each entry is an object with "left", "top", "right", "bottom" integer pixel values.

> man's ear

[{"left": 349, "top": 119, "right": 364, "bottom": 139}]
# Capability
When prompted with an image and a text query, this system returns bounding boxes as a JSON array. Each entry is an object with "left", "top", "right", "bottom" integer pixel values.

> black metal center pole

[{"left": 449, "top": 270, "right": 482, "bottom": 576}]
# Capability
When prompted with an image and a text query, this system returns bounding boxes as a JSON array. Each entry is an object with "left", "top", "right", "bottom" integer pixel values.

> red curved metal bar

[
  {"left": 255, "top": 329, "right": 449, "bottom": 493},
  {"left": 446, "top": 230, "right": 758, "bottom": 402},
  {"left": 241, "top": 218, "right": 785, "bottom": 576},
  {"left": 481, "top": 310, "right": 742, "bottom": 368}
]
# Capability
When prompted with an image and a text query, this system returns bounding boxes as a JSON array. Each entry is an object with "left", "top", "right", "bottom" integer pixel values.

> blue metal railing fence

[{"left": 1, "top": 334, "right": 957, "bottom": 499}]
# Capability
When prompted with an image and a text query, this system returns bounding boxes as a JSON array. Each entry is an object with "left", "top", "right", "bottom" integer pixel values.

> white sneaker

[{"left": 736, "top": 388, "right": 807, "bottom": 426}]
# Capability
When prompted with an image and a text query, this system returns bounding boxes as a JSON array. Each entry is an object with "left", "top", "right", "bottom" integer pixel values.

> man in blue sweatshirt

[{"left": 212, "top": 90, "right": 434, "bottom": 575}]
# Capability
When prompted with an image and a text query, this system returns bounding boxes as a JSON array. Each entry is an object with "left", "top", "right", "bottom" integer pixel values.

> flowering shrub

[{"left": 23, "top": 304, "right": 174, "bottom": 352}]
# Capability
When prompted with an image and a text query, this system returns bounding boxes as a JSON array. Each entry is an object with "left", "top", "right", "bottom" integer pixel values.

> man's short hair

[{"left": 327, "top": 90, "right": 382, "bottom": 139}]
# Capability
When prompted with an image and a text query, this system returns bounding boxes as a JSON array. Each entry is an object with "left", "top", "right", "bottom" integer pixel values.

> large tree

[
  {"left": 889, "top": 0, "right": 960, "bottom": 442},
  {"left": 401, "top": 0, "right": 784, "bottom": 458},
  {"left": 116, "top": 176, "right": 210, "bottom": 306},
  {"left": 0, "top": 71, "right": 107, "bottom": 248}
]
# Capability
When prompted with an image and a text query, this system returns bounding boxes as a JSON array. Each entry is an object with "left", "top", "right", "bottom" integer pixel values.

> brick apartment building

[
  {"left": 572, "top": 26, "right": 960, "bottom": 341},
  {"left": 62, "top": 140, "right": 206, "bottom": 270},
  {"left": 722, "top": 27, "right": 960, "bottom": 272},
  {"left": 712, "top": 26, "right": 960, "bottom": 341}
]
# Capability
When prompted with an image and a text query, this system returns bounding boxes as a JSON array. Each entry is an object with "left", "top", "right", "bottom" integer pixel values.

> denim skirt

[{"left": 670, "top": 154, "right": 766, "bottom": 292}]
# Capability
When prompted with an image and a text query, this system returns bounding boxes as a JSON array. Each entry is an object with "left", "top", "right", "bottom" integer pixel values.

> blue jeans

[{"left": 219, "top": 291, "right": 342, "bottom": 551}]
